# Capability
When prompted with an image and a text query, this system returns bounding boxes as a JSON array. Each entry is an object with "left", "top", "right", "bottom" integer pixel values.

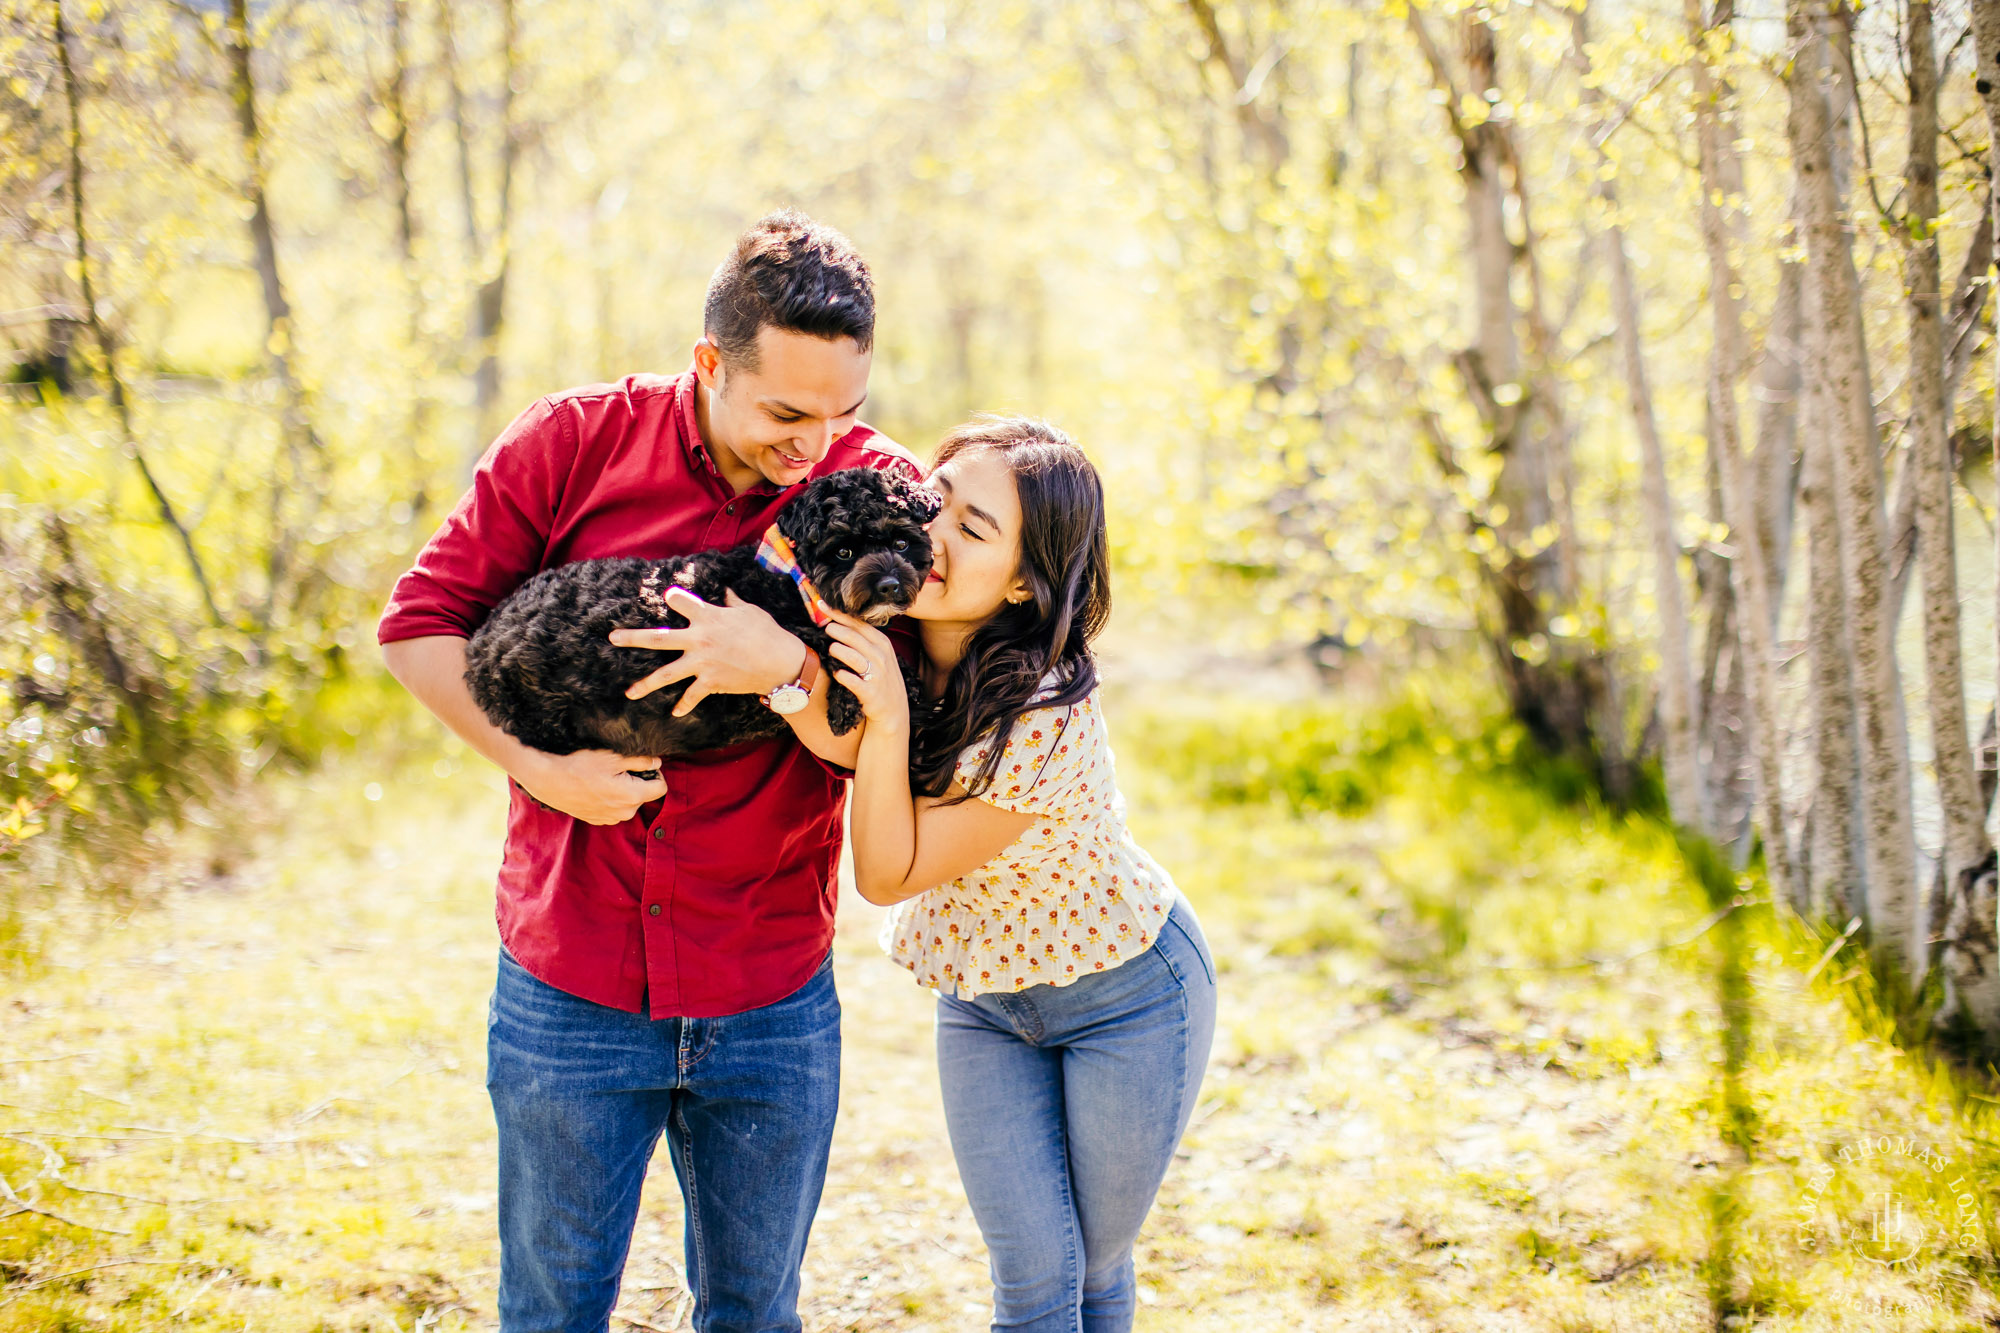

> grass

[{"left": 0, "top": 692, "right": 1998, "bottom": 1329}]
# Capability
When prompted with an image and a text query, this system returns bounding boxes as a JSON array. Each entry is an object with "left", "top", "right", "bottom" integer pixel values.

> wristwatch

[{"left": 761, "top": 648, "right": 819, "bottom": 716}]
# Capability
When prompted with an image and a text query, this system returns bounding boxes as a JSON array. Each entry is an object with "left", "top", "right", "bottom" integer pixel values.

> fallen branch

[
  {"left": 1799, "top": 915, "right": 1865, "bottom": 986},
  {"left": 167, "top": 1266, "right": 230, "bottom": 1320},
  {"left": 1482, "top": 895, "right": 1759, "bottom": 972},
  {"left": 0, "top": 1169, "right": 130, "bottom": 1235},
  {"left": 0, "top": 1257, "right": 189, "bottom": 1302},
  {"left": 612, "top": 1312, "right": 676, "bottom": 1332},
  {"left": 0, "top": 1108, "right": 292, "bottom": 1147}
]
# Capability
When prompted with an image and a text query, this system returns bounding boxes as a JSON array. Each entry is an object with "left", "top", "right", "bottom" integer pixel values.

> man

[{"left": 378, "top": 211, "right": 918, "bottom": 1333}]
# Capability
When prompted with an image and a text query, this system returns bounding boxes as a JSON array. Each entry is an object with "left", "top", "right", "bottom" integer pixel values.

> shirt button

[
  {"left": 725, "top": 503, "right": 735, "bottom": 514},
  {"left": 653, "top": 826, "right": 667, "bottom": 840},
  {"left": 648, "top": 904, "right": 662, "bottom": 916}
]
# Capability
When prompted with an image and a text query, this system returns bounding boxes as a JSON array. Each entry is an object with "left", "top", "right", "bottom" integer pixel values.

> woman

[{"left": 824, "top": 415, "right": 1217, "bottom": 1333}]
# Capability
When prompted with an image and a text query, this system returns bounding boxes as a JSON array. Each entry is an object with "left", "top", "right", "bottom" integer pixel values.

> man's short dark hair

[{"left": 703, "top": 210, "right": 874, "bottom": 371}]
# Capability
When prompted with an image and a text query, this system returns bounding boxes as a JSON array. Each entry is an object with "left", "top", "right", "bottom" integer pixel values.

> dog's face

[{"left": 777, "top": 468, "right": 941, "bottom": 625}]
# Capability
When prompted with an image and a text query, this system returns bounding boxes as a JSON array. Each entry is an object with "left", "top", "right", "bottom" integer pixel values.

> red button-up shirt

[{"left": 377, "top": 370, "right": 919, "bottom": 1018}]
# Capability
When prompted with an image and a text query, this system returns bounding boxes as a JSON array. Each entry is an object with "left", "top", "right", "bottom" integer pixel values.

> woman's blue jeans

[
  {"left": 937, "top": 896, "right": 1217, "bottom": 1332},
  {"left": 486, "top": 947, "right": 841, "bottom": 1333}
]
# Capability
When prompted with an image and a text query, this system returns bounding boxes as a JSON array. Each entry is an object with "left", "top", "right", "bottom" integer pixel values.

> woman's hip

[{"left": 938, "top": 896, "right": 1216, "bottom": 1052}]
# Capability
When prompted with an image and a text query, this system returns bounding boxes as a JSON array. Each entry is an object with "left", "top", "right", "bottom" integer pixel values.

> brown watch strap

[{"left": 793, "top": 648, "right": 819, "bottom": 693}]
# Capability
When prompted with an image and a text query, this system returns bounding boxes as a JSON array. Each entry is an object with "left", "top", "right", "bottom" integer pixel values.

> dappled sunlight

[
  {"left": 4, "top": 705, "right": 1995, "bottom": 1327},
  {"left": 7, "top": 0, "right": 2000, "bottom": 1324}
]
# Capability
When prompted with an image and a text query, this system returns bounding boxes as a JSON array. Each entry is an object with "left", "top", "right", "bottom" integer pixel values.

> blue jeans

[
  {"left": 937, "top": 896, "right": 1217, "bottom": 1333},
  {"left": 486, "top": 947, "right": 841, "bottom": 1333}
]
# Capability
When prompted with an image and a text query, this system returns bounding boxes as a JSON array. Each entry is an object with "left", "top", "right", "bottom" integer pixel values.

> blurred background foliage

[
  {"left": 1, "top": 0, "right": 1998, "bottom": 1036},
  {"left": 10, "top": 3, "right": 2000, "bottom": 1323}
]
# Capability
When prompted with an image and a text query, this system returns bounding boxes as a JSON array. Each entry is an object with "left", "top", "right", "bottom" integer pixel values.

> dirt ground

[{"left": 2, "top": 750, "right": 1995, "bottom": 1330}]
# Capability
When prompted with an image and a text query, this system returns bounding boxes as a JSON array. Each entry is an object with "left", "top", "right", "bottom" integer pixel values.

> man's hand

[
  {"left": 609, "top": 586, "right": 808, "bottom": 717},
  {"left": 516, "top": 747, "right": 668, "bottom": 826}
]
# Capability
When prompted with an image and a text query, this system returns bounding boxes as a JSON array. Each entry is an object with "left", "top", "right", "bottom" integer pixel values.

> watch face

[{"left": 766, "top": 684, "right": 809, "bottom": 716}]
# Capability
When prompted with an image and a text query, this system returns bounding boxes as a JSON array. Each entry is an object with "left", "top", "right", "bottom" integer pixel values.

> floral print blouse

[{"left": 880, "top": 684, "right": 1177, "bottom": 998}]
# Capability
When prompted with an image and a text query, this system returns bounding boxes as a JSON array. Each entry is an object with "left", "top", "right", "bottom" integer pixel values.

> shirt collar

[
  {"left": 676, "top": 365, "right": 783, "bottom": 496},
  {"left": 675, "top": 367, "right": 718, "bottom": 476}
]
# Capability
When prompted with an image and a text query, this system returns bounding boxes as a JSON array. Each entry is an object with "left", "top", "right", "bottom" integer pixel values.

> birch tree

[
  {"left": 222, "top": 0, "right": 325, "bottom": 631},
  {"left": 1573, "top": 5, "right": 1704, "bottom": 832},
  {"left": 1908, "top": 0, "right": 1992, "bottom": 984},
  {"left": 1688, "top": 0, "right": 1794, "bottom": 897},
  {"left": 1408, "top": 6, "right": 1609, "bottom": 785},
  {"left": 380, "top": 0, "right": 432, "bottom": 518},
  {"left": 1788, "top": 0, "right": 1920, "bottom": 983},
  {"left": 441, "top": 0, "right": 519, "bottom": 463},
  {"left": 1948, "top": 0, "right": 2000, "bottom": 1038}
]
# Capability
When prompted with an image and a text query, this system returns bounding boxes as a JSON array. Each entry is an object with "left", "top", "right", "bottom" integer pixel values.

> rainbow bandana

[{"left": 755, "top": 525, "right": 837, "bottom": 627}]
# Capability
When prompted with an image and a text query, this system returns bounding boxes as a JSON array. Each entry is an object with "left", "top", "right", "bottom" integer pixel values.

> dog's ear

[
  {"left": 890, "top": 473, "right": 943, "bottom": 524},
  {"left": 776, "top": 473, "right": 838, "bottom": 542}
]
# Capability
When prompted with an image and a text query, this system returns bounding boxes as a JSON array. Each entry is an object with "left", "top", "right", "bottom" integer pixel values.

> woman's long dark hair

[{"left": 910, "top": 416, "right": 1111, "bottom": 802}]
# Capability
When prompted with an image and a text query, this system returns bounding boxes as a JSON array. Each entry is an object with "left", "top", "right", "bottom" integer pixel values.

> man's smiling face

[{"left": 694, "top": 326, "right": 872, "bottom": 492}]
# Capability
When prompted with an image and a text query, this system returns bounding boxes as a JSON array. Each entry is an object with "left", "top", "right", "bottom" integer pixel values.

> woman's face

[{"left": 908, "top": 448, "right": 1029, "bottom": 625}]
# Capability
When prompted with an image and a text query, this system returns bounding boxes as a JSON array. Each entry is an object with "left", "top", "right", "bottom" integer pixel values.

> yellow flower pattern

[{"left": 881, "top": 685, "right": 1176, "bottom": 998}]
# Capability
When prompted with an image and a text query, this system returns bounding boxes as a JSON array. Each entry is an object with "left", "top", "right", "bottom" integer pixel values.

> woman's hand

[{"left": 825, "top": 612, "right": 909, "bottom": 731}]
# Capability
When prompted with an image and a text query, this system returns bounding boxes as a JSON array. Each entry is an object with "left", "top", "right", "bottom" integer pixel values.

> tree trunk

[
  {"left": 1801, "top": 338, "right": 1863, "bottom": 921},
  {"left": 1908, "top": 0, "right": 1991, "bottom": 904},
  {"left": 1789, "top": 0, "right": 1921, "bottom": 984},
  {"left": 442, "top": 0, "right": 519, "bottom": 465},
  {"left": 1611, "top": 210, "right": 1704, "bottom": 830},
  {"left": 383, "top": 0, "right": 430, "bottom": 519},
  {"left": 440, "top": 0, "right": 479, "bottom": 259},
  {"left": 1884, "top": 204, "right": 1996, "bottom": 616},
  {"left": 1751, "top": 258, "right": 1802, "bottom": 606},
  {"left": 1689, "top": 0, "right": 1797, "bottom": 900},
  {"left": 226, "top": 0, "right": 320, "bottom": 631},
  {"left": 1694, "top": 384, "right": 1754, "bottom": 851},
  {"left": 385, "top": 0, "right": 415, "bottom": 266},
  {"left": 1410, "top": 7, "right": 1608, "bottom": 780},
  {"left": 1574, "top": 5, "right": 1703, "bottom": 830},
  {"left": 1183, "top": 0, "right": 1288, "bottom": 173},
  {"left": 1950, "top": 0, "right": 2000, "bottom": 1038},
  {"left": 1793, "top": 16, "right": 1867, "bottom": 924},
  {"left": 55, "top": 0, "right": 222, "bottom": 628}
]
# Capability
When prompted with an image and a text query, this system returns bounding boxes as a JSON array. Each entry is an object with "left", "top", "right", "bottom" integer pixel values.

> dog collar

[{"left": 755, "top": 526, "right": 837, "bottom": 627}]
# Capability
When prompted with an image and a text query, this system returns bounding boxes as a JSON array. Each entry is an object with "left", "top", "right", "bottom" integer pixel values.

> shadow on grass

[
  {"left": 1119, "top": 676, "right": 2000, "bottom": 1322},
  {"left": 1678, "top": 832, "right": 1759, "bottom": 1327}
]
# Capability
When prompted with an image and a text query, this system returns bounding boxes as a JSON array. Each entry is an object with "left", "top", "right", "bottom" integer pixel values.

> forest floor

[{"left": 3, "top": 716, "right": 1999, "bottom": 1331}]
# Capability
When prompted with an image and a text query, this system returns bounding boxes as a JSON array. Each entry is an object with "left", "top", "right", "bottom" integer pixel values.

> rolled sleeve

[{"left": 377, "top": 396, "right": 579, "bottom": 644}]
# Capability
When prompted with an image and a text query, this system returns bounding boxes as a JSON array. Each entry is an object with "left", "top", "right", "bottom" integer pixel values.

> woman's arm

[
  {"left": 827, "top": 619, "right": 1032, "bottom": 906},
  {"left": 845, "top": 715, "right": 1032, "bottom": 906}
]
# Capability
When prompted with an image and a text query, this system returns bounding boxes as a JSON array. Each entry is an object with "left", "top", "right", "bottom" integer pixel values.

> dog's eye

[
  {"left": 893, "top": 539, "right": 908, "bottom": 552},
  {"left": 837, "top": 548, "right": 852, "bottom": 561}
]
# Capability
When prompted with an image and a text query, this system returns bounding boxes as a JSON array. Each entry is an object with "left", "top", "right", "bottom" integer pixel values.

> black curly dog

[{"left": 465, "top": 467, "right": 938, "bottom": 773}]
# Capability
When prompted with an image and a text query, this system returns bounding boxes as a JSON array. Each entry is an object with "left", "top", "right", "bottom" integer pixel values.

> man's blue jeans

[
  {"left": 486, "top": 946, "right": 841, "bottom": 1333},
  {"left": 937, "top": 896, "right": 1217, "bottom": 1332}
]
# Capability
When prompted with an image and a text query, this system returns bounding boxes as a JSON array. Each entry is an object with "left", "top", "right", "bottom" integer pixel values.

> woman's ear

[{"left": 1005, "top": 579, "right": 1032, "bottom": 606}]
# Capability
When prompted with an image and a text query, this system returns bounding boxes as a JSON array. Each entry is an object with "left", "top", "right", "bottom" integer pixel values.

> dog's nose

[{"left": 874, "top": 573, "right": 906, "bottom": 599}]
